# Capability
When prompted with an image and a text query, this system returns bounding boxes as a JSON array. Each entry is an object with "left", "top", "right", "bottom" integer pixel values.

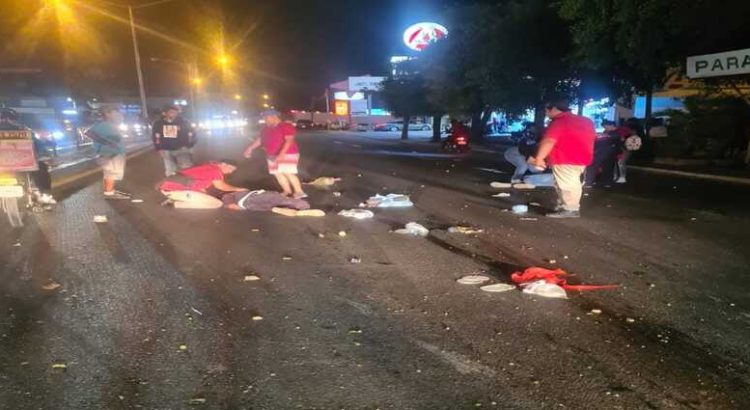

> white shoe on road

[
  {"left": 616, "top": 177, "right": 627, "bottom": 184},
  {"left": 38, "top": 193, "right": 57, "bottom": 205}
]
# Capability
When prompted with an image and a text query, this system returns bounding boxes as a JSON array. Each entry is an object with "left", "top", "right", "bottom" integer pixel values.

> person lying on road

[{"left": 158, "top": 160, "right": 246, "bottom": 209}]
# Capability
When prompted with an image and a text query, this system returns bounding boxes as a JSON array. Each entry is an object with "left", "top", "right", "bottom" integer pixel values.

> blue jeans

[{"left": 160, "top": 148, "right": 193, "bottom": 176}]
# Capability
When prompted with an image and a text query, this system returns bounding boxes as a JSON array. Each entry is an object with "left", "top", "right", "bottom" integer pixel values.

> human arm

[
  {"left": 212, "top": 179, "right": 247, "bottom": 193},
  {"left": 243, "top": 138, "right": 262, "bottom": 158},
  {"left": 85, "top": 127, "right": 119, "bottom": 149},
  {"left": 152, "top": 121, "right": 162, "bottom": 150}
]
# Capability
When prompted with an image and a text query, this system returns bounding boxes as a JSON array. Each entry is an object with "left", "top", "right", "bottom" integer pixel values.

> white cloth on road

[{"left": 338, "top": 209, "right": 375, "bottom": 219}]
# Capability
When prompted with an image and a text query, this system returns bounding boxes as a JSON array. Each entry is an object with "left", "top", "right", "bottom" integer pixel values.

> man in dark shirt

[
  {"left": 584, "top": 120, "right": 621, "bottom": 188},
  {"left": 152, "top": 105, "right": 195, "bottom": 177}
]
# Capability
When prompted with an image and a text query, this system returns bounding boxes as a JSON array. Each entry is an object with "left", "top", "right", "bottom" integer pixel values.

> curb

[
  {"left": 51, "top": 144, "right": 154, "bottom": 189},
  {"left": 629, "top": 165, "right": 750, "bottom": 186}
]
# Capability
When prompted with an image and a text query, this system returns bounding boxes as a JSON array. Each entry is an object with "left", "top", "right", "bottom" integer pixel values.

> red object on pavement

[{"left": 510, "top": 267, "right": 619, "bottom": 291}]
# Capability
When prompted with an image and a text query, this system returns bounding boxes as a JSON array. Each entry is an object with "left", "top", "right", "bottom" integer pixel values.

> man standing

[
  {"left": 529, "top": 98, "right": 595, "bottom": 218},
  {"left": 584, "top": 120, "right": 620, "bottom": 188},
  {"left": 152, "top": 105, "right": 195, "bottom": 176},
  {"left": 243, "top": 110, "right": 307, "bottom": 199},
  {"left": 85, "top": 106, "right": 130, "bottom": 199}
]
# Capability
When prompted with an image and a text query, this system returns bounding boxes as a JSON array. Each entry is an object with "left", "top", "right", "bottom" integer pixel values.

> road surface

[{"left": 1, "top": 130, "right": 749, "bottom": 409}]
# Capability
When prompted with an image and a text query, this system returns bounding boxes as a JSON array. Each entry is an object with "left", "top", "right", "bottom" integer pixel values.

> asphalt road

[{"left": 1, "top": 130, "right": 749, "bottom": 410}]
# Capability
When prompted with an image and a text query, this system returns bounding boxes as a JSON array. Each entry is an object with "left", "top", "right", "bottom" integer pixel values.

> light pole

[
  {"left": 127, "top": 0, "right": 183, "bottom": 121},
  {"left": 149, "top": 57, "right": 201, "bottom": 118}
]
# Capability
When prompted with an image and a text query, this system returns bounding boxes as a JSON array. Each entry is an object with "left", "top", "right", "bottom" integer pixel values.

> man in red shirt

[
  {"left": 243, "top": 110, "right": 307, "bottom": 199},
  {"left": 529, "top": 98, "right": 595, "bottom": 218},
  {"left": 158, "top": 160, "right": 247, "bottom": 209}
]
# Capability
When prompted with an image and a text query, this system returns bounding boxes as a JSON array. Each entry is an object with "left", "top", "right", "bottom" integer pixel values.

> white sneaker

[
  {"left": 616, "top": 177, "right": 626, "bottom": 184},
  {"left": 38, "top": 193, "right": 57, "bottom": 205}
]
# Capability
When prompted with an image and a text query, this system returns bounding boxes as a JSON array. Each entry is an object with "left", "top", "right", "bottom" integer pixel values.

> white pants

[{"left": 552, "top": 165, "right": 585, "bottom": 212}]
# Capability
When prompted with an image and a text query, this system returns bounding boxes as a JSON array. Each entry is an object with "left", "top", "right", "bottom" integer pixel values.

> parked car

[
  {"left": 373, "top": 122, "right": 401, "bottom": 132},
  {"left": 295, "top": 119, "right": 314, "bottom": 130},
  {"left": 355, "top": 123, "right": 372, "bottom": 132},
  {"left": 408, "top": 122, "right": 431, "bottom": 131}
]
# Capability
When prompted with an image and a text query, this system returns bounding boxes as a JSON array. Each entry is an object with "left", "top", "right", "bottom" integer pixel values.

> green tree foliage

[{"left": 381, "top": 75, "right": 433, "bottom": 140}]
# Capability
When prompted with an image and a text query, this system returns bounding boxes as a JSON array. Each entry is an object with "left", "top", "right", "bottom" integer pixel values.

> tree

[{"left": 381, "top": 75, "right": 434, "bottom": 140}]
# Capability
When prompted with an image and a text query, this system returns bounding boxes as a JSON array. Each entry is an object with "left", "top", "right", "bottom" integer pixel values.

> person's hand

[
  {"left": 528, "top": 156, "right": 546, "bottom": 170},
  {"left": 243, "top": 148, "right": 254, "bottom": 158}
]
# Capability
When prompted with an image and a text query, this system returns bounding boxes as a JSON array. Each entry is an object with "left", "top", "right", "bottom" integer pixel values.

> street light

[
  {"left": 262, "top": 94, "right": 270, "bottom": 100},
  {"left": 218, "top": 54, "right": 231, "bottom": 67},
  {"left": 234, "top": 94, "right": 242, "bottom": 100},
  {"left": 149, "top": 56, "right": 200, "bottom": 118}
]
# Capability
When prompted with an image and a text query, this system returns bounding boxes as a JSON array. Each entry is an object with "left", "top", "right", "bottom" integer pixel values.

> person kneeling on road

[{"left": 158, "top": 160, "right": 246, "bottom": 209}]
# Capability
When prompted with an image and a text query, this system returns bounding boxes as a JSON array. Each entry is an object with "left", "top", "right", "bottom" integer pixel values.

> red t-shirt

[
  {"left": 543, "top": 112, "right": 595, "bottom": 166},
  {"left": 261, "top": 122, "right": 299, "bottom": 156},
  {"left": 160, "top": 163, "right": 224, "bottom": 192}
]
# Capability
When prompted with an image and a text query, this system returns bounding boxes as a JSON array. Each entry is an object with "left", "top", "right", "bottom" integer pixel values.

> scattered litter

[
  {"left": 252, "top": 315, "right": 263, "bottom": 321},
  {"left": 457, "top": 275, "right": 491, "bottom": 285},
  {"left": 519, "top": 218, "right": 538, "bottom": 221},
  {"left": 131, "top": 199, "right": 144, "bottom": 203},
  {"left": 365, "top": 193, "right": 413, "bottom": 208},
  {"left": 349, "top": 257, "right": 362, "bottom": 264},
  {"left": 12, "top": 242, "right": 21, "bottom": 247},
  {"left": 625, "top": 317, "right": 636, "bottom": 324},
  {"left": 521, "top": 280, "right": 568, "bottom": 299},
  {"left": 93, "top": 215, "right": 108, "bottom": 223},
  {"left": 51, "top": 363, "right": 67, "bottom": 370},
  {"left": 272, "top": 208, "right": 325, "bottom": 217},
  {"left": 190, "top": 307, "right": 203, "bottom": 316},
  {"left": 42, "top": 281, "right": 61, "bottom": 291},
  {"left": 591, "top": 309, "right": 602, "bottom": 315},
  {"left": 511, "top": 267, "right": 620, "bottom": 292},
  {"left": 333, "top": 192, "right": 342, "bottom": 197},
  {"left": 477, "top": 168, "right": 506, "bottom": 174},
  {"left": 480, "top": 283, "right": 516, "bottom": 293},
  {"left": 394, "top": 222, "right": 430, "bottom": 237},
  {"left": 244, "top": 274, "right": 261, "bottom": 282},
  {"left": 490, "top": 182, "right": 512, "bottom": 189},
  {"left": 188, "top": 398, "right": 207, "bottom": 405},
  {"left": 492, "top": 193, "right": 511, "bottom": 198},
  {"left": 338, "top": 231, "right": 347, "bottom": 237},
  {"left": 179, "top": 344, "right": 188, "bottom": 351},
  {"left": 282, "top": 256, "right": 293, "bottom": 261},
  {"left": 448, "top": 226, "right": 484, "bottom": 235},
  {"left": 349, "top": 328, "right": 363, "bottom": 334},
  {"left": 546, "top": 259, "right": 557, "bottom": 265},
  {"left": 250, "top": 228, "right": 260, "bottom": 232},
  {"left": 317, "top": 233, "right": 325, "bottom": 238},
  {"left": 513, "top": 183, "right": 536, "bottom": 190},
  {"left": 306, "top": 176, "right": 341, "bottom": 187},
  {"left": 529, "top": 202, "right": 541, "bottom": 207},
  {"left": 338, "top": 209, "right": 375, "bottom": 219},
  {"left": 512, "top": 205, "right": 529, "bottom": 214}
]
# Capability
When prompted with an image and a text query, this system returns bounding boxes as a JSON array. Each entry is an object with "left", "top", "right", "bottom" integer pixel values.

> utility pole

[{"left": 129, "top": 5, "right": 148, "bottom": 121}]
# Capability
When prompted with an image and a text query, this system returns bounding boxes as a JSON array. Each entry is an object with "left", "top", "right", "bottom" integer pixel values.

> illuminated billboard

[{"left": 403, "top": 22, "right": 448, "bottom": 51}]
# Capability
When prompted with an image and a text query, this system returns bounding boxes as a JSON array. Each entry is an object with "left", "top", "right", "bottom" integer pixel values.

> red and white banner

[{"left": 0, "top": 130, "right": 37, "bottom": 172}]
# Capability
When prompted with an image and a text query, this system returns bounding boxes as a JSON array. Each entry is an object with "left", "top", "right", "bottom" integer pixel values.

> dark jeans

[
  {"left": 32, "top": 161, "right": 51, "bottom": 193},
  {"left": 585, "top": 141, "right": 619, "bottom": 186}
]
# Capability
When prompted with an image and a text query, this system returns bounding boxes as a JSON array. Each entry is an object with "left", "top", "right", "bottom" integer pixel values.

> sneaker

[
  {"left": 114, "top": 190, "right": 132, "bottom": 198},
  {"left": 104, "top": 191, "right": 131, "bottom": 200},
  {"left": 615, "top": 177, "right": 626, "bottom": 184},
  {"left": 38, "top": 193, "right": 57, "bottom": 205},
  {"left": 510, "top": 178, "right": 523, "bottom": 184},
  {"left": 546, "top": 210, "right": 580, "bottom": 219}
]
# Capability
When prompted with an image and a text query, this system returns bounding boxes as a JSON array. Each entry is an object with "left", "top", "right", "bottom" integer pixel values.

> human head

[
  {"left": 544, "top": 97, "right": 570, "bottom": 119},
  {"left": 601, "top": 120, "right": 616, "bottom": 131},
  {"left": 100, "top": 106, "right": 122, "bottom": 123},
  {"left": 164, "top": 105, "right": 179, "bottom": 121},
  {"left": 217, "top": 159, "right": 238, "bottom": 174},
  {"left": 261, "top": 109, "right": 281, "bottom": 126},
  {"left": 0, "top": 108, "right": 18, "bottom": 123}
]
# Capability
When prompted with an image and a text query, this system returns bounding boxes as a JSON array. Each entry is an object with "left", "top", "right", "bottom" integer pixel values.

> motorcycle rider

[
  {"left": 444, "top": 119, "right": 470, "bottom": 150},
  {"left": 0, "top": 108, "right": 57, "bottom": 205}
]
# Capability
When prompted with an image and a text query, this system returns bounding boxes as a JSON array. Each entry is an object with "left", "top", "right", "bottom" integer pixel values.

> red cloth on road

[
  {"left": 543, "top": 112, "right": 596, "bottom": 166},
  {"left": 511, "top": 267, "right": 619, "bottom": 291}
]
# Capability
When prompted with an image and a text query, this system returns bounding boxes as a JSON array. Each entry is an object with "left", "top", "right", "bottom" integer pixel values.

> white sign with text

[{"left": 687, "top": 48, "right": 750, "bottom": 78}]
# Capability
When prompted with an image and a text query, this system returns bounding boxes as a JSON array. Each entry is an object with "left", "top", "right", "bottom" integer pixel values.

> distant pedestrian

[
  {"left": 243, "top": 110, "right": 307, "bottom": 199},
  {"left": 584, "top": 120, "right": 620, "bottom": 188},
  {"left": 85, "top": 106, "right": 130, "bottom": 199},
  {"left": 528, "top": 97, "right": 595, "bottom": 218},
  {"left": 152, "top": 105, "right": 195, "bottom": 177}
]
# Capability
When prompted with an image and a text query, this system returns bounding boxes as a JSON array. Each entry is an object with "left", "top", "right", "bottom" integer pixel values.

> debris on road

[
  {"left": 394, "top": 222, "right": 430, "bottom": 237},
  {"left": 338, "top": 209, "right": 375, "bottom": 219},
  {"left": 282, "top": 256, "right": 293, "bottom": 261},
  {"left": 349, "top": 257, "right": 362, "bottom": 264},
  {"left": 12, "top": 242, "right": 21, "bottom": 247},
  {"left": 492, "top": 192, "right": 511, "bottom": 198},
  {"left": 306, "top": 176, "right": 341, "bottom": 187},
  {"left": 131, "top": 199, "right": 144, "bottom": 203},
  {"left": 188, "top": 398, "right": 207, "bottom": 405},
  {"left": 333, "top": 191, "right": 342, "bottom": 197},
  {"left": 513, "top": 183, "right": 536, "bottom": 190},
  {"left": 252, "top": 315, "right": 263, "bottom": 321},
  {"left": 42, "top": 281, "right": 62, "bottom": 291},
  {"left": 512, "top": 205, "right": 529, "bottom": 214},
  {"left": 51, "top": 363, "right": 67, "bottom": 370},
  {"left": 317, "top": 233, "right": 325, "bottom": 238},
  {"left": 244, "top": 274, "right": 261, "bottom": 281},
  {"left": 338, "top": 231, "right": 347, "bottom": 237},
  {"left": 519, "top": 217, "right": 538, "bottom": 221},
  {"left": 511, "top": 267, "right": 620, "bottom": 292},
  {"left": 591, "top": 309, "right": 602, "bottom": 315},
  {"left": 490, "top": 182, "right": 512, "bottom": 189},
  {"left": 480, "top": 283, "right": 516, "bottom": 293},
  {"left": 190, "top": 307, "right": 203, "bottom": 316},
  {"left": 457, "top": 275, "right": 491, "bottom": 285},
  {"left": 477, "top": 167, "right": 506, "bottom": 174},
  {"left": 250, "top": 228, "right": 260, "bottom": 233},
  {"left": 93, "top": 215, "right": 108, "bottom": 223},
  {"left": 365, "top": 193, "right": 413, "bottom": 208},
  {"left": 521, "top": 280, "right": 568, "bottom": 299},
  {"left": 529, "top": 202, "right": 542, "bottom": 207},
  {"left": 626, "top": 317, "right": 636, "bottom": 324},
  {"left": 272, "top": 208, "right": 325, "bottom": 217},
  {"left": 448, "top": 226, "right": 484, "bottom": 235},
  {"left": 178, "top": 345, "right": 188, "bottom": 351}
]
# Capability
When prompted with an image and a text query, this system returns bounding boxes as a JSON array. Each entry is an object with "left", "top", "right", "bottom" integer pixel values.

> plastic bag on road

[
  {"left": 394, "top": 222, "right": 429, "bottom": 237},
  {"left": 521, "top": 280, "right": 568, "bottom": 299},
  {"left": 365, "top": 194, "right": 413, "bottom": 208},
  {"left": 338, "top": 209, "right": 375, "bottom": 219}
]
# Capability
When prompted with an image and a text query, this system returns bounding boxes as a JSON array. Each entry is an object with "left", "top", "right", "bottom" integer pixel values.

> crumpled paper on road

[
  {"left": 394, "top": 222, "right": 429, "bottom": 237},
  {"left": 365, "top": 194, "right": 413, "bottom": 208}
]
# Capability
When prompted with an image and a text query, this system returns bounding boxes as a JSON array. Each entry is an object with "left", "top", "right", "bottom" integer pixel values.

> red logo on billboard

[{"left": 403, "top": 22, "right": 448, "bottom": 52}]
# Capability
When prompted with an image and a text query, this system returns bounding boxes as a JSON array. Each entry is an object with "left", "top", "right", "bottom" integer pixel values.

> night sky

[{"left": 0, "top": 0, "right": 448, "bottom": 109}]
